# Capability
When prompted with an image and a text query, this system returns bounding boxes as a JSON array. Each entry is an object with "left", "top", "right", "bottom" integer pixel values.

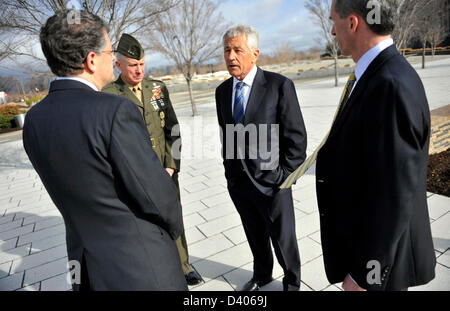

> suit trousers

[{"left": 227, "top": 169, "right": 301, "bottom": 290}]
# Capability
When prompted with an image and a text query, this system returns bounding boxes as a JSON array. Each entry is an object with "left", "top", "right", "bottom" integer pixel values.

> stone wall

[{"left": 430, "top": 105, "right": 450, "bottom": 154}]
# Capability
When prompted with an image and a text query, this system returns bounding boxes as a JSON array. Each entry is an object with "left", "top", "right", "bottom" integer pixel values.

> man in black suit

[
  {"left": 23, "top": 10, "right": 187, "bottom": 291},
  {"left": 315, "top": 0, "right": 436, "bottom": 291},
  {"left": 216, "top": 25, "right": 307, "bottom": 291}
]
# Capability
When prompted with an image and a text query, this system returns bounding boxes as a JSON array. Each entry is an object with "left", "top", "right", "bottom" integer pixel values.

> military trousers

[{"left": 173, "top": 173, "right": 192, "bottom": 275}]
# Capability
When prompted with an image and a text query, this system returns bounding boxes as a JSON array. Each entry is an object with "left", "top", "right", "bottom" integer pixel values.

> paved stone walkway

[{"left": 0, "top": 58, "right": 449, "bottom": 291}]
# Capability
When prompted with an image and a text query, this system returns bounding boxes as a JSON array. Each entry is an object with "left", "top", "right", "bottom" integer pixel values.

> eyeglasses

[
  {"left": 82, "top": 49, "right": 117, "bottom": 63},
  {"left": 101, "top": 49, "right": 117, "bottom": 56}
]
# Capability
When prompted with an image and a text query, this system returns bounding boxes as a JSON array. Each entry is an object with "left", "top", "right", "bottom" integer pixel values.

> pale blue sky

[
  {"left": 1, "top": 0, "right": 327, "bottom": 76},
  {"left": 218, "top": 0, "right": 323, "bottom": 53},
  {"left": 146, "top": 0, "right": 325, "bottom": 68}
]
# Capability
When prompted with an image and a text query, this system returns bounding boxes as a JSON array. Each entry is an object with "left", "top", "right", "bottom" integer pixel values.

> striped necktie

[
  {"left": 280, "top": 72, "right": 357, "bottom": 189},
  {"left": 233, "top": 82, "right": 245, "bottom": 124}
]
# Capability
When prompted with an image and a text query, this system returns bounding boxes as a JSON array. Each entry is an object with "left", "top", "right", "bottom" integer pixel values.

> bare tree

[
  {"left": 0, "top": 0, "right": 178, "bottom": 72},
  {"left": 0, "top": 75, "right": 18, "bottom": 93},
  {"left": 0, "top": 37, "right": 17, "bottom": 63},
  {"left": 426, "top": 0, "right": 449, "bottom": 57},
  {"left": 305, "top": 0, "right": 339, "bottom": 87},
  {"left": 392, "top": 0, "right": 449, "bottom": 56},
  {"left": 274, "top": 43, "right": 296, "bottom": 64},
  {"left": 412, "top": 0, "right": 447, "bottom": 68},
  {"left": 25, "top": 72, "right": 54, "bottom": 92},
  {"left": 392, "top": 0, "right": 426, "bottom": 53},
  {"left": 148, "top": 0, "right": 229, "bottom": 116},
  {"left": 0, "top": 24, "right": 30, "bottom": 64}
]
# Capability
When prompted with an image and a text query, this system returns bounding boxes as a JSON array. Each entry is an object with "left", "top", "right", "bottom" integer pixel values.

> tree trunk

[
  {"left": 334, "top": 55, "right": 338, "bottom": 87},
  {"left": 18, "top": 79, "right": 25, "bottom": 98},
  {"left": 431, "top": 43, "right": 436, "bottom": 58},
  {"left": 186, "top": 78, "right": 198, "bottom": 116},
  {"left": 422, "top": 40, "right": 426, "bottom": 69}
]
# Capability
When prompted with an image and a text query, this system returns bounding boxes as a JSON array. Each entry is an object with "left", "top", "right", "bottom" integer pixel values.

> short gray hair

[
  {"left": 223, "top": 24, "right": 259, "bottom": 51},
  {"left": 40, "top": 10, "right": 109, "bottom": 77},
  {"left": 334, "top": 0, "right": 398, "bottom": 35}
]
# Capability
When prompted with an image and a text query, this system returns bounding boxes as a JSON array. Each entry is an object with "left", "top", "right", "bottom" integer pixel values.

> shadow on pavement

[{"left": 0, "top": 211, "right": 68, "bottom": 291}]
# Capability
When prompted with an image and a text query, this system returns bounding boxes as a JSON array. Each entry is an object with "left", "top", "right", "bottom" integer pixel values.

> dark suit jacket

[
  {"left": 316, "top": 45, "right": 436, "bottom": 291},
  {"left": 23, "top": 80, "right": 187, "bottom": 291},
  {"left": 215, "top": 67, "right": 307, "bottom": 196}
]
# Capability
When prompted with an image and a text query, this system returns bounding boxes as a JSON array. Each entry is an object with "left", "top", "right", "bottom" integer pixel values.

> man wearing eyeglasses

[{"left": 23, "top": 11, "right": 187, "bottom": 291}]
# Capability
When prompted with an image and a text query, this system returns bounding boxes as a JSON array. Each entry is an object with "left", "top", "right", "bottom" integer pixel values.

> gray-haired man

[
  {"left": 215, "top": 25, "right": 307, "bottom": 291},
  {"left": 23, "top": 10, "right": 187, "bottom": 291}
]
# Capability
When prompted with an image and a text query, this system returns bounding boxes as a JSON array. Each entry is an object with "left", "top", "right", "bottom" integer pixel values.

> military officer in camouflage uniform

[{"left": 103, "top": 34, "right": 202, "bottom": 286}]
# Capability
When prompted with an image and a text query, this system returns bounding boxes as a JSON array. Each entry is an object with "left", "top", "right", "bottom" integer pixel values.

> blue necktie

[{"left": 233, "top": 82, "right": 245, "bottom": 124}]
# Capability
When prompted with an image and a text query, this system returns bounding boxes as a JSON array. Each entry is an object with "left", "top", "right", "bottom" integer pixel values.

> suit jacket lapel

[
  {"left": 221, "top": 78, "right": 234, "bottom": 125},
  {"left": 328, "top": 45, "right": 400, "bottom": 140},
  {"left": 142, "top": 80, "right": 153, "bottom": 106},
  {"left": 244, "top": 67, "right": 267, "bottom": 126}
]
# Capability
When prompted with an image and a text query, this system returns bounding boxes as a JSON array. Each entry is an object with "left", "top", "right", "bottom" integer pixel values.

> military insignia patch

[
  {"left": 151, "top": 88, "right": 165, "bottom": 101},
  {"left": 150, "top": 100, "right": 159, "bottom": 111},
  {"left": 160, "top": 111, "right": 165, "bottom": 119}
]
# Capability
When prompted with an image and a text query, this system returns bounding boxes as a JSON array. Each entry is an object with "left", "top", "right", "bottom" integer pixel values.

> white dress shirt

[
  {"left": 56, "top": 77, "right": 99, "bottom": 92},
  {"left": 231, "top": 65, "right": 258, "bottom": 115},
  {"left": 351, "top": 38, "right": 394, "bottom": 94}
]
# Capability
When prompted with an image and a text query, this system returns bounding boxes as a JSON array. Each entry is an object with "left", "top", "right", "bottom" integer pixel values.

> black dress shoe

[
  {"left": 283, "top": 284, "right": 300, "bottom": 291},
  {"left": 185, "top": 270, "right": 203, "bottom": 286},
  {"left": 240, "top": 277, "right": 274, "bottom": 291}
]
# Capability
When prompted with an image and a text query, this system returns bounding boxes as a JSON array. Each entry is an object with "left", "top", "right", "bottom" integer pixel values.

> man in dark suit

[
  {"left": 216, "top": 25, "right": 307, "bottom": 291},
  {"left": 23, "top": 10, "right": 187, "bottom": 291},
  {"left": 315, "top": 0, "right": 436, "bottom": 291}
]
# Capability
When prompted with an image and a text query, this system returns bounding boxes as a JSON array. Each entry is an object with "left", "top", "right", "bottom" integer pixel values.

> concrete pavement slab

[
  {"left": 40, "top": 272, "right": 71, "bottom": 291},
  {"left": 0, "top": 262, "right": 11, "bottom": 278},
  {"left": 184, "top": 227, "right": 206, "bottom": 246},
  {"left": 431, "top": 212, "right": 450, "bottom": 253},
  {"left": 300, "top": 256, "right": 331, "bottom": 291},
  {"left": 192, "top": 243, "right": 253, "bottom": 283},
  {"left": 191, "top": 276, "right": 234, "bottom": 291},
  {"left": 10, "top": 244, "right": 67, "bottom": 274},
  {"left": 197, "top": 213, "right": 242, "bottom": 237},
  {"left": 23, "top": 257, "right": 69, "bottom": 286},
  {"left": 17, "top": 283, "right": 40, "bottom": 291},
  {"left": 437, "top": 249, "right": 450, "bottom": 268},
  {"left": 0, "top": 271, "right": 24, "bottom": 291},
  {"left": 189, "top": 235, "right": 234, "bottom": 264},
  {"left": 410, "top": 263, "right": 450, "bottom": 291},
  {"left": 222, "top": 225, "right": 247, "bottom": 246},
  {"left": 428, "top": 194, "right": 450, "bottom": 221}
]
